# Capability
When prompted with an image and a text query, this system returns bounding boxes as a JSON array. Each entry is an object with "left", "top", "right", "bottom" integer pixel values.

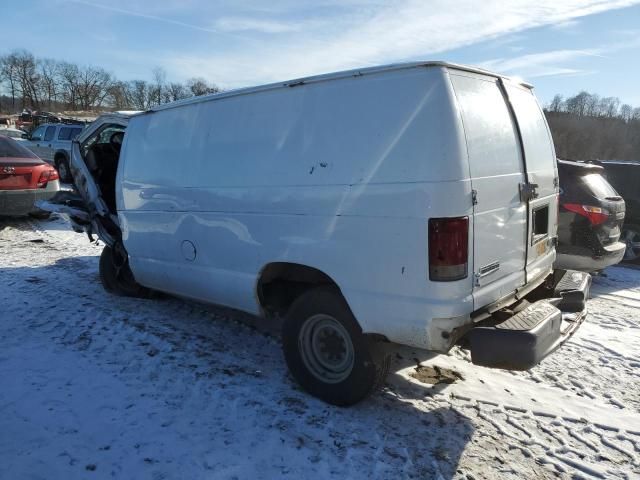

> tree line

[
  {"left": 0, "top": 49, "right": 220, "bottom": 113},
  {"left": 544, "top": 91, "right": 640, "bottom": 161},
  {"left": 2, "top": 49, "right": 638, "bottom": 160}
]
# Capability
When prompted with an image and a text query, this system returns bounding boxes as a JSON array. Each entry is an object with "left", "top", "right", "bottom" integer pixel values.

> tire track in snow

[{"left": 454, "top": 397, "right": 640, "bottom": 478}]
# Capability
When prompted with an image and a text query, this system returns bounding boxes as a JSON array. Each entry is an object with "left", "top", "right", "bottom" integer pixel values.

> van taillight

[{"left": 429, "top": 217, "right": 469, "bottom": 281}]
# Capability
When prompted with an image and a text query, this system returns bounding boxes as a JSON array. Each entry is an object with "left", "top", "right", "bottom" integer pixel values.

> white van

[{"left": 43, "top": 62, "right": 590, "bottom": 406}]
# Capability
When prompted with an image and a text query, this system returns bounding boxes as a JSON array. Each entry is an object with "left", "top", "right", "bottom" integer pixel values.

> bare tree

[
  {"left": 0, "top": 60, "right": 12, "bottom": 110},
  {"left": 548, "top": 94, "right": 564, "bottom": 112},
  {"left": 106, "top": 81, "right": 131, "bottom": 110},
  {"left": 546, "top": 90, "right": 640, "bottom": 160},
  {"left": 58, "top": 62, "right": 81, "bottom": 109},
  {"left": 128, "top": 80, "right": 153, "bottom": 110},
  {"left": 0, "top": 53, "right": 19, "bottom": 110},
  {"left": 38, "top": 58, "right": 60, "bottom": 110},
  {"left": 187, "top": 77, "right": 220, "bottom": 96},
  {"left": 565, "top": 91, "right": 590, "bottom": 116},
  {"left": 620, "top": 104, "right": 633, "bottom": 122},
  {"left": 0, "top": 48, "right": 221, "bottom": 112},
  {"left": 76, "top": 66, "right": 112, "bottom": 110},
  {"left": 585, "top": 93, "right": 600, "bottom": 117},
  {"left": 151, "top": 67, "right": 166, "bottom": 106},
  {"left": 598, "top": 97, "right": 620, "bottom": 118},
  {"left": 11, "top": 50, "right": 41, "bottom": 109},
  {"left": 165, "top": 82, "right": 189, "bottom": 103}
]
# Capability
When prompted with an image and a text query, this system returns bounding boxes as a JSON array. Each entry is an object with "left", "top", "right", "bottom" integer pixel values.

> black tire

[
  {"left": 55, "top": 156, "right": 72, "bottom": 183},
  {"left": 99, "top": 245, "right": 150, "bottom": 297},
  {"left": 282, "top": 287, "right": 390, "bottom": 406},
  {"left": 621, "top": 223, "right": 640, "bottom": 264}
]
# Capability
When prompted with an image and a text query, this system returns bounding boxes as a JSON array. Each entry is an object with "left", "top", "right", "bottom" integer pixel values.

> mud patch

[{"left": 409, "top": 365, "right": 463, "bottom": 385}]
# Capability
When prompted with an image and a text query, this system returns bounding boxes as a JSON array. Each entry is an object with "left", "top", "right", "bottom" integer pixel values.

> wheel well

[
  {"left": 257, "top": 262, "right": 340, "bottom": 318},
  {"left": 54, "top": 151, "right": 67, "bottom": 163}
]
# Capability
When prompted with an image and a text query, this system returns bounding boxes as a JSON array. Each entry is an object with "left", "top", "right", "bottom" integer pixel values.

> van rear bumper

[{"left": 465, "top": 270, "right": 590, "bottom": 370}]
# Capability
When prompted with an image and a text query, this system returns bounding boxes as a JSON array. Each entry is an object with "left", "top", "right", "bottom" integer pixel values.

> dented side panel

[
  {"left": 116, "top": 67, "right": 473, "bottom": 350},
  {"left": 68, "top": 66, "right": 556, "bottom": 353}
]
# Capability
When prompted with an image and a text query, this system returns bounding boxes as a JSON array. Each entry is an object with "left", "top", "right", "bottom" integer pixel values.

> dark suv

[
  {"left": 556, "top": 159, "right": 626, "bottom": 272},
  {"left": 595, "top": 161, "right": 640, "bottom": 262}
]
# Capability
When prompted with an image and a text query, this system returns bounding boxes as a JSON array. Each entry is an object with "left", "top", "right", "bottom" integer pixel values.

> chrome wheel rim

[
  {"left": 298, "top": 314, "right": 354, "bottom": 384},
  {"left": 623, "top": 228, "right": 640, "bottom": 261}
]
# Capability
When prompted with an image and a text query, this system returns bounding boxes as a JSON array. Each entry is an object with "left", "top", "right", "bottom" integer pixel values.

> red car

[{"left": 0, "top": 134, "right": 60, "bottom": 217}]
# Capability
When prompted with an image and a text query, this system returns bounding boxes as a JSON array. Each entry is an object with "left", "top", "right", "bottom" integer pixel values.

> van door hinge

[
  {"left": 519, "top": 182, "right": 539, "bottom": 202},
  {"left": 553, "top": 177, "right": 559, "bottom": 188},
  {"left": 471, "top": 189, "right": 478, "bottom": 206}
]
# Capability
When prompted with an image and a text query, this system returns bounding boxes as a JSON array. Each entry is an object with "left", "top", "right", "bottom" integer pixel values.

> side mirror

[{"left": 21, "top": 133, "right": 29, "bottom": 139}]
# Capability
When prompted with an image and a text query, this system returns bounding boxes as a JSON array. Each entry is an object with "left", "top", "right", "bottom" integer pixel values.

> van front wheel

[
  {"left": 282, "top": 287, "right": 390, "bottom": 406},
  {"left": 99, "top": 245, "right": 150, "bottom": 298}
]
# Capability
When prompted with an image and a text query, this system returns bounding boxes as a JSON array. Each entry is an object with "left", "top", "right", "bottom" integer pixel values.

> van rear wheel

[
  {"left": 282, "top": 287, "right": 390, "bottom": 406},
  {"left": 99, "top": 245, "right": 150, "bottom": 297}
]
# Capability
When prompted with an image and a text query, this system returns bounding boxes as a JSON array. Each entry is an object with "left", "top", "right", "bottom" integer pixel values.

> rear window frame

[
  {"left": 581, "top": 173, "right": 620, "bottom": 199},
  {"left": 0, "top": 135, "right": 40, "bottom": 159}
]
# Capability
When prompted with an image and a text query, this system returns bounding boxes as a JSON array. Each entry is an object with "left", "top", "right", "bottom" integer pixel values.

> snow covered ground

[{"left": 1, "top": 214, "right": 639, "bottom": 479}]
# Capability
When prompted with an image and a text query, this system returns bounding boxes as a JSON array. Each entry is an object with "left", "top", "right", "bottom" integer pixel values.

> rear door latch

[{"left": 519, "top": 182, "right": 539, "bottom": 202}]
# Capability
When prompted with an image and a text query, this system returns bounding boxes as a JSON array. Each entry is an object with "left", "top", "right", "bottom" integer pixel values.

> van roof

[{"left": 148, "top": 61, "right": 532, "bottom": 115}]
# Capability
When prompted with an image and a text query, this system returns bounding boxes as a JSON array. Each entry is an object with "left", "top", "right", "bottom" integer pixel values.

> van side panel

[{"left": 118, "top": 67, "right": 473, "bottom": 350}]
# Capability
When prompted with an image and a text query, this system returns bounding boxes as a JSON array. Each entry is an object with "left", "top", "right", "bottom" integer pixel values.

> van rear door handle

[{"left": 519, "top": 182, "right": 539, "bottom": 202}]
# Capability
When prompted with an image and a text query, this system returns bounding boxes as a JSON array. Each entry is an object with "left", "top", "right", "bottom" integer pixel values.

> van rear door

[
  {"left": 502, "top": 82, "right": 558, "bottom": 282},
  {"left": 450, "top": 72, "right": 527, "bottom": 309}
]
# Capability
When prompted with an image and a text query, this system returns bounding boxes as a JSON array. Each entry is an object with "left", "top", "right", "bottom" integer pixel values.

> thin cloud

[
  {"left": 213, "top": 17, "right": 327, "bottom": 34},
  {"left": 67, "top": 0, "right": 227, "bottom": 36},
  {"left": 161, "top": 0, "right": 640, "bottom": 86},
  {"left": 480, "top": 49, "right": 604, "bottom": 73},
  {"left": 550, "top": 19, "right": 581, "bottom": 30},
  {"left": 64, "top": 0, "right": 640, "bottom": 88},
  {"left": 478, "top": 32, "right": 640, "bottom": 80}
]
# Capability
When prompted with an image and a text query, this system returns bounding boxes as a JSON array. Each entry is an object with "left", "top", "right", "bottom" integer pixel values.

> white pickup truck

[
  {"left": 22, "top": 123, "right": 84, "bottom": 181},
  {"left": 42, "top": 61, "right": 590, "bottom": 406}
]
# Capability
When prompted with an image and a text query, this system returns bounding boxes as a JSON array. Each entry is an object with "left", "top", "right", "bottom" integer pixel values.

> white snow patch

[{"left": 1, "top": 215, "right": 639, "bottom": 479}]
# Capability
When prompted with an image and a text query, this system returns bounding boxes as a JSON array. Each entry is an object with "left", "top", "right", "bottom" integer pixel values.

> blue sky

[{"left": 3, "top": 0, "right": 640, "bottom": 106}]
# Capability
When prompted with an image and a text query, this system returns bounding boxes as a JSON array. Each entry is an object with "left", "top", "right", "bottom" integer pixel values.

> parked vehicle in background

[
  {"left": 15, "top": 112, "right": 33, "bottom": 131},
  {"left": 42, "top": 62, "right": 590, "bottom": 406},
  {"left": 0, "top": 127, "right": 27, "bottom": 140},
  {"left": 22, "top": 123, "right": 84, "bottom": 181},
  {"left": 15, "top": 111, "right": 61, "bottom": 132},
  {"left": 595, "top": 161, "right": 640, "bottom": 262},
  {"left": 0, "top": 135, "right": 60, "bottom": 217},
  {"left": 556, "top": 160, "right": 626, "bottom": 272}
]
